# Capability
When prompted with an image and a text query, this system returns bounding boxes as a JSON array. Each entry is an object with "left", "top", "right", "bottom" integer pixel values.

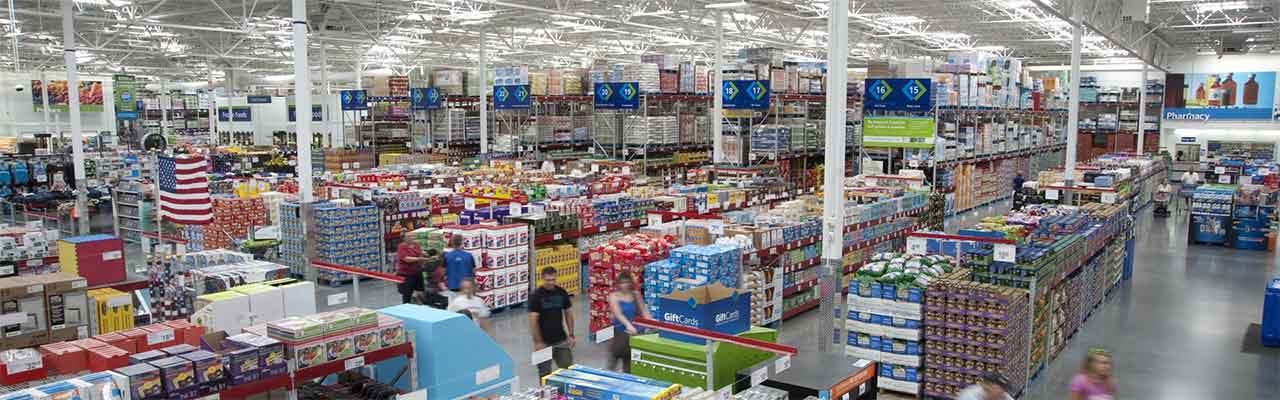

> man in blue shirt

[{"left": 444, "top": 235, "right": 476, "bottom": 293}]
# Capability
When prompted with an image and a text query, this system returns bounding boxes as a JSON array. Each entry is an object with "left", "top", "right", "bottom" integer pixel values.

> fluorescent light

[
  {"left": 458, "top": 19, "right": 487, "bottom": 25},
  {"left": 704, "top": 1, "right": 747, "bottom": 9},
  {"left": 1195, "top": 1, "right": 1247, "bottom": 13}
]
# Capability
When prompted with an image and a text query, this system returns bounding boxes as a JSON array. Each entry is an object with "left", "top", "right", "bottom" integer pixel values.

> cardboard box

[
  {"left": 30, "top": 273, "right": 88, "bottom": 342},
  {"left": 657, "top": 283, "right": 751, "bottom": 344},
  {"left": 116, "top": 363, "right": 163, "bottom": 400},
  {"left": 1, "top": 276, "right": 47, "bottom": 348},
  {"left": 231, "top": 283, "right": 285, "bottom": 327}
]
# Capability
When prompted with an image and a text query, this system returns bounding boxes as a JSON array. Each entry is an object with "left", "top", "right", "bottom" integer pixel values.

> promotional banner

[
  {"left": 494, "top": 85, "right": 531, "bottom": 109},
  {"left": 722, "top": 80, "right": 770, "bottom": 109},
  {"left": 32, "top": 80, "right": 105, "bottom": 112},
  {"left": 1164, "top": 72, "right": 1277, "bottom": 120},
  {"left": 246, "top": 95, "right": 272, "bottom": 104},
  {"left": 231, "top": 106, "right": 251, "bottom": 121},
  {"left": 113, "top": 75, "right": 138, "bottom": 120},
  {"left": 287, "top": 105, "right": 323, "bottom": 122},
  {"left": 340, "top": 89, "right": 368, "bottom": 110},
  {"left": 410, "top": 87, "right": 442, "bottom": 110},
  {"left": 864, "top": 78, "right": 932, "bottom": 111},
  {"left": 217, "top": 107, "right": 230, "bottom": 122},
  {"left": 862, "top": 116, "right": 936, "bottom": 148},
  {"left": 593, "top": 82, "right": 640, "bottom": 109}
]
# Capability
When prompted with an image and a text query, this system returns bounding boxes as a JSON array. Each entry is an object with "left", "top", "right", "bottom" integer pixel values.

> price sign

[
  {"left": 146, "top": 328, "right": 175, "bottom": 345},
  {"left": 717, "top": 387, "right": 733, "bottom": 400},
  {"left": 475, "top": 365, "right": 500, "bottom": 385},
  {"left": 327, "top": 293, "right": 348, "bottom": 306},
  {"left": 1219, "top": 175, "right": 1231, "bottom": 184},
  {"left": 1215, "top": 166, "right": 1226, "bottom": 174},
  {"left": 648, "top": 214, "right": 663, "bottom": 227},
  {"left": 994, "top": 243, "right": 1016, "bottom": 263},
  {"left": 594, "top": 327, "right": 614, "bottom": 343},
  {"left": 1101, "top": 192, "right": 1117, "bottom": 204},
  {"left": 465, "top": 198, "right": 477, "bottom": 210},
  {"left": 775, "top": 355, "right": 792, "bottom": 374},
  {"left": 4, "top": 356, "right": 41, "bottom": 374},
  {"left": 908, "top": 160, "right": 919, "bottom": 168},
  {"left": 906, "top": 237, "right": 927, "bottom": 255},
  {"left": 344, "top": 356, "right": 365, "bottom": 370},
  {"left": 397, "top": 390, "right": 427, "bottom": 400},
  {"left": 750, "top": 367, "right": 768, "bottom": 387},
  {"left": 1045, "top": 189, "right": 1059, "bottom": 200}
]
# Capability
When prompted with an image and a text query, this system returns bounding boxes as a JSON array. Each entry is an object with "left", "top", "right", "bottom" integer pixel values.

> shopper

[
  {"left": 529, "top": 267, "right": 574, "bottom": 377},
  {"left": 443, "top": 235, "right": 476, "bottom": 295},
  {"left": 1012, "top": 172, "right": 1026, "bottom": 194},
  {"left": 607, "top": 274, "right": 651, "bottom": 372},
  {"left": 1069, "top": 348, "right": 1116, "bottom": 400},
  {"left": 418, "top": 249, "right": 449, "bottom": 308},
  {"left": 395, "top": 235, "right": 427, "bottom": 304},
  {"left": 955, "top": 372, "right": 1012, "bottom": 400},
  {"left": 447, "top": 278, "right": 491, "bottom": 331}
]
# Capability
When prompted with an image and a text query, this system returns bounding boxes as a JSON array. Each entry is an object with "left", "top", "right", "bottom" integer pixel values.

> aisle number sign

[
  {"left": 594, "top": 82, "right": 640, "bottom": 109},
  {"left": 862, "top": 117, "right": 935, "bottom": 148},
  {"left": 340, "top": 89, "right": 369, "bottom": 110},
  {"left": 722, "top": 80, "right": 770, "bottom": 109},
  {"left": 864, "top": 78, "right": 932, "bottom": 111},
  {"left": 411, "top": 87, "right": 442, "bottom": 110},
  {"left": 494, "top": 85, "right": 531, "bottom": 109}
]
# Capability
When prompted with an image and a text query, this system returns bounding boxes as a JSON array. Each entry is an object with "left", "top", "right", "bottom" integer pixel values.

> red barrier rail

[{"left": 311, "top": 260, "right": 404, "bottom": 283}]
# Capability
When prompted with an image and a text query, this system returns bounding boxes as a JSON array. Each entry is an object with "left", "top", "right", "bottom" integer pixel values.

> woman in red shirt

[{"left": 396, "top": 235, "right": 430, "bottom": 303}]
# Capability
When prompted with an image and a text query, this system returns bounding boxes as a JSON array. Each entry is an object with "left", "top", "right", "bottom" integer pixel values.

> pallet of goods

[
  {"left": 444, "top": 224, "right": 529, "bottom": 311},
  {"left": 586, "top": 234, "right": 673, "bottom": 332},
  {"left": 922, "top": 269, "right": 1031, "bottom": 398}
]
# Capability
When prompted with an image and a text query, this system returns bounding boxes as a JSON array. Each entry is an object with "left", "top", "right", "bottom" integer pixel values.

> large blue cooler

[{"left": 1263, "top": 276, "right": 1280, "bottom": 347}]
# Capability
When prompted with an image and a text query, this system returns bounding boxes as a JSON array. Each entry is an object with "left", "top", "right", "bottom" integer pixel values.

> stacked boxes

[
  {"left": 922, "top": 270, "right": 1031, "bottom": 398},
  {"left": 313, "top": 203, "right": 383, "bottom": 284},
  {"left": 433, "top": 70, "right": 467, "bottom": 95},
  {"left": 204, "top": 197, "right": 268, "bottom": 250},
  {"left": 263, "top": 308, "right": 401, "bottom": 370},
  {"left": 587, "top": 234, "right": 674, "bottom": 332},
  {"left": 88, "top": 288, "right": 134, "bottom": 334},
  {"left": 641, "top": 244, "right": 743, "bottom": 316},
  {"left": 0, "top": 276, "right": 48, "bottom": 349},
  {"left": 446, "top": 224, "right": 530, "bottom": 310},
  {"left": 28, "top": 272, "right": 88, "bottom": 342},
  {"left": 57, "top": 235, "right": 125, "bottom": 286},
  {"left": 535, "top": 244, "right": 580, "bottom": 295},
  {"left": 0, "top": 226, "right": 60, "bottom": 275}
]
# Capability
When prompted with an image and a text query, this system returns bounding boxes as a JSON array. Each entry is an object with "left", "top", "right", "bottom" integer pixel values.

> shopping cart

[{"left": 1153, "top": 190, "right": 1172, "bottom": 217}]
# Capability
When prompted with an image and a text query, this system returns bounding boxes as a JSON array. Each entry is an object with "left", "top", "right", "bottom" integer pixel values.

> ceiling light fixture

[
  {"left": 704, "top": 1, "right": 748, "bottom": 10},
  {"left": 1194, "top": 1, "right": 1247, "bottom": 13}
]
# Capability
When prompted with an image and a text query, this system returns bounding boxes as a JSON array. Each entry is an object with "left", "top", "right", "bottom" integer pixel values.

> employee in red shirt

[{"left": 396, "top": 235, "right": 431, "bottom": 304}]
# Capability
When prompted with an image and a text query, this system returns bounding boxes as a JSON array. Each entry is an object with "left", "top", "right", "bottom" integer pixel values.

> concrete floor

[{"left": 308, "top": 201, "right": 1280, "bottom": 398}]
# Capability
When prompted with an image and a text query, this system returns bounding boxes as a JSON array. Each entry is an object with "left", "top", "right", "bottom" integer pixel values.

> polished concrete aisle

[{"left": 317, "top": 205, "right": 1280, "bottom": 397}]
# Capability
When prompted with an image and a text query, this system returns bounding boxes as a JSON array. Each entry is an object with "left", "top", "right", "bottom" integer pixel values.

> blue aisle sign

[
  {"left": 288, "top": 105, "right": 323, "bottom": 122},
  {"left": 411, "top": 88, "right": 443, "bottom": 110},
  {"left": 231, "top": 107, "right": 251, "bottom": 121},
  {"left": 494, "top": 85, "right": 531, "bottom": 109},
  {"left": 340, "top": 89, "right": 368, "bottom": 110},
  {"left": 217, "top": 107, "right": 230, "bottom": 122},
  {"left": 722, "top": 80, "right": 770, "bottom": 109},
  {"left": 246, "top": 95, "right": 272, "bottom": 104},
  {"left": 594, "top": 82, "right": 640, "bottom": 109},
  {"left": 864, "top": 78, "right": 932, "bottom": 111}
]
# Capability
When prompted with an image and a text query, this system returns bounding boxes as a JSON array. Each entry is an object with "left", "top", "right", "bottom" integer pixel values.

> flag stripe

[{"left": 158, "top": 155, "right": 212, "bottom": 225}]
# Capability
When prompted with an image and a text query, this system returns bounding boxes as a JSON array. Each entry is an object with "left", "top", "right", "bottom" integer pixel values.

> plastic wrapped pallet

[
  {"left": 529, "top": 71, "right": 547, "bottom": 96},
  {"left": 563, "top": 70, "right": 585, "bottom": 95},
  {"left": 625, "top": 64, "right": 661, "bottom": 94}
]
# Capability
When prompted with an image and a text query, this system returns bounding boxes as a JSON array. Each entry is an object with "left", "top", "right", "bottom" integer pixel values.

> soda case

[
  {"left": 641, "top": 244, "right": 742, "bottom": 317},
  {"left": 587, "top": 234, "right": 673, "bottom": 332},
  {"left": 445, "top": 224, "right": 530, "bottom": 310}
]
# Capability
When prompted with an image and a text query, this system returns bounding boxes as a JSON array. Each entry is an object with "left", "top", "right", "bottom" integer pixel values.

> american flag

[{"left": 158, "top": 155, "right": 212, "bottom": 225}]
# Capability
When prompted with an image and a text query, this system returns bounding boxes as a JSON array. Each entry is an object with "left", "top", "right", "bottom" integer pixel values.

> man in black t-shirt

[{"left": 529, "top": 267, "right": 574, "bottom": 377}]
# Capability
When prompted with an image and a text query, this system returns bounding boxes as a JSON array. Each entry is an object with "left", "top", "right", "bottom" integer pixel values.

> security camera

[{"left": 14, "top": 84, "right": 23, "bottom": 92}]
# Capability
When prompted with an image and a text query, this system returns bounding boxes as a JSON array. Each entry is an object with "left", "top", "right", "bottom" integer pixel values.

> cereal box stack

[
  {"left": 921, "top": 269, "right": 1031, "bottom": 398},
  {"left": 446, "top": 224, "right": 530, "bottom": 310},
  {"left": 313, "top": 203, "right": 383, "bottom": 285},
  {"left": 586, "top": 234, "right": 674, "bottom": 332},
  {"left": 204, "top": 197, "right": 268, "bottom": 250},
  {"left": 262, "top": 308, "right": 401, "bottom": 371},
  {"left": 641, "top": 243, "right": 743, "bottom": 317}
]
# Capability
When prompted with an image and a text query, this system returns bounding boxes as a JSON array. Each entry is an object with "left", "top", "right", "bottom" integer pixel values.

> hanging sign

[
  {"left": 1163, "top": 72, "right": 1276, "bottom": 120},
  {"left": 32, "top": 80, "right": 105, "bottom": 112},
  {"left": 864, "top": 78, "right": 932, "bottom": 111},
  {"left": 340, "top": 89, "right": 369, "bottom": 110},
  {"left": 217, "top": 107, "right": 230, "bottom": 122},
  {"left": 411, "top": 87, "right": 443, "bottom": 110},
  {"left": 862, "top": 116, "right": 936, "bottom": 148},
  {"left": 594, "top": 82, "right": 640, "bottom": 109},
  {"left": 231, "top": 106, "right": 251, "bottom": 121},
  {"left": 287, "top": 105, "right": 323, "bottom": 122},
  {"left": 246, "top": 95, "right": 273, "bottom": 104},
  {"left": 722, "top": 80, "right": 770, "bottom": 109},
  {"left": 113, "top": 75, "right": 139, "bottom": 120},
  {"left": 494, "top": 85, "right": 531, "bottom": 109}
]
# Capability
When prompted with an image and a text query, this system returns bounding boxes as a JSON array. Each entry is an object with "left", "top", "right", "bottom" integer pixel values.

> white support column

[
  {"left": 61, "top": 0, "right": 88, "bottom": 234},
  {"left": 818, "top": 0, "right": 848, "bottom": 355},
  {"left": 711, "top": 11, "right": 724, "bottom": 163},
  {"left": 1064, "top": 5, "right": 1082, "bottom": 190},
  {"left": 208, "top": 68, "right": 217, "bottom": 145},
  {"left": 293, "top": 0, "right": 313, "bottom": 203},
  {"left": 1136, "top": 66, "right": 1147, "bottom": 155},
  {"left": 479, "top": 30, "right": 489, "bottom": 155},
  {"left": 161, "top": 80, "right": 169, "bottom": 138},
  {"left": 40, "top": 70, "right": 51, "bottom": 143},
  {"left": 321, "top": 39, "right": 330, "bottom": 147}
]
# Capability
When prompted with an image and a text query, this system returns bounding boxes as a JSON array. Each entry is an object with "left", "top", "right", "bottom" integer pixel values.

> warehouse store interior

[{"left": 0, "top": 0, "right": 1278, "bottom": 399}]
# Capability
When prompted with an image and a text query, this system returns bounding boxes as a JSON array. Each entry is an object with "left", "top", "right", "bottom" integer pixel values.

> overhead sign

[
  {"left": 494, "top": 85, "right": 531, "bottom": 109},
  {"left": 340, "top": 89, "right": 368, "bottom": 110},
  {"left": 246, "top": 95, "right": 272, "bottom": 104},
  {"left": 287, "top": 105, "right": 323, "bottom": 122},
  {"left": 217, "top": 107, "right": 230, "bottom": 122},
  {"left": 864, "top": 78, "right": 932, "bottom": 111},
  {"left": 594, "top": 82, "right": 640, "bottom": 109},
  {"left": 32, "top": 80, "right": 105, "bottom": 112},
  {"left": 1164, "top": 72, "right": 1277, "bottom": 120},
  {"left": 410, "top": 87, "right": 442, "bottom": 110},
  {"left": 113, "top": 75, "right": 138, "bottom": 120},
  {"left": 862, "top": 116, "right": 936, "bottom": 148},
  {"left": 722, "top": 80, "right": 770, "bottom": 109},
  {"left": 1180, "top": 137, "right": 1197, "bottom": 143},
  {"left": 231, "top": 106, "right": 251, "bottom": 121}
]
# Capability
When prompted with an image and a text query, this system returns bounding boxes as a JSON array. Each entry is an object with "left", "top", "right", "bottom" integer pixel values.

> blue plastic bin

[{"left": 1263, "top": 276, "right": 1280, "bottom": 347}]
